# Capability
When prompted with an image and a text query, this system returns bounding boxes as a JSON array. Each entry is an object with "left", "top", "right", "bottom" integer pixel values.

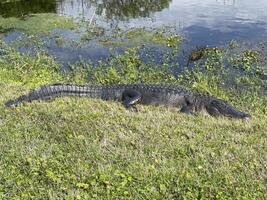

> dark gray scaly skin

[{"left": 5, "top": 83, "right": 251, "bottom": 119}]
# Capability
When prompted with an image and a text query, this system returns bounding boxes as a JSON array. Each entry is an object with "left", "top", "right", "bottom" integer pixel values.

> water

[
  {"left": 1, "top": 0, "right": 267, "bottom": 66},
  {"left": 2, "top": 0, "right": 267, "bottom": 45}
]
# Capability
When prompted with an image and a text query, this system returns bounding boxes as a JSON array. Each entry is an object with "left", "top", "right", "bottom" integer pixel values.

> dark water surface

[{"left": 2, "top": 0, "right": 267, "bottom": 45}]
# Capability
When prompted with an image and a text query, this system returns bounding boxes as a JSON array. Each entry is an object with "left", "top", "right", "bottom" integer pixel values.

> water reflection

[
  {"left": 215, "top": 0, "right": 236, "bottom": 6},
  {"left": 55, "top": 0, "right": 267, "bottom": 44},
  {"left": 56, "top": 0, "right": 172, "bottom": 20},
  {"left": 0, "top": 0, "right": 171, "bottom": 21},
  {"left": 90, "top": 0, "right": 171, "bottom": 20},
  {"left": 0, "top": 0, "right": 56, "bottom": 18}
]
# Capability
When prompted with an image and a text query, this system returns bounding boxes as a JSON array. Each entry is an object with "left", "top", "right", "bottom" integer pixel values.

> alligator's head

[{"left": 204, "top": 98, "right": 251, "bottom": 120}]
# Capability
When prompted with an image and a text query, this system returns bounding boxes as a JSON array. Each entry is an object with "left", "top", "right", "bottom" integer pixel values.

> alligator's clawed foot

[
  {"left": 243, "top": 116, "right": 251, "bottom": 122},
  {"left": 126, "top": 105, "right": 139, "bottom": 112},
  {"left": 122, "top": 89, "right": 141, "bottom": 112}
]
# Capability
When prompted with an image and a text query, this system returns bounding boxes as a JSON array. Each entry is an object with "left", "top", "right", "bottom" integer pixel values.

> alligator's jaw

[{"left": 204, "top": 98, "right": 251, "bottom": 120}]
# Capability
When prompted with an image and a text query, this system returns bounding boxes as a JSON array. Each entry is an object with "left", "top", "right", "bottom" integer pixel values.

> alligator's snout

[{"left": 205, "top": 99, "right": 251, "bottom": 120}]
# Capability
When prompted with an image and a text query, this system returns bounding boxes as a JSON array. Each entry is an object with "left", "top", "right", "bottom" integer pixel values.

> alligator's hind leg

[{"left": 122, "top": 89, "right": 141, "bottom": 111}]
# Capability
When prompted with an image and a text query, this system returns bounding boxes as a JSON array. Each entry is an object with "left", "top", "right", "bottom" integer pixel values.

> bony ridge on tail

[{"left": 5, "top": 83, "right": 251, "bottom": 120}]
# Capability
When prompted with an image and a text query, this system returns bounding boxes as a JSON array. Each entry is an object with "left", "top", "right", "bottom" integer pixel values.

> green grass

[
  {"left": 1, "top": 89, "right": 266, "bottom": 199},
  {"left": 0, "top": 42, "right": 266, "bottom": 199}
]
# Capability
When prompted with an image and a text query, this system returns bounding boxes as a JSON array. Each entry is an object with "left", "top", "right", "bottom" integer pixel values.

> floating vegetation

[
  {"left": 81, "top": 26, "right": 106, "bottom": 41},
  {"left": 97, "top": 27, "right": 182, "bottom": 47},
  {"left": 166, "top": 34, "right": 181, "bottom": 48},
  {"left": 229, "top": 49, "right": 263, "bottom": 76}
]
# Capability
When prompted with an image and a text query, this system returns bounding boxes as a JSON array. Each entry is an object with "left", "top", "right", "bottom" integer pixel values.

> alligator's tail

[{"left": 5, "top": 84, "right": 104, "bottom": 107}]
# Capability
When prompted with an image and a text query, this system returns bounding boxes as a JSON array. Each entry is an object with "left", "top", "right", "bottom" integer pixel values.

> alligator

[{"left": 5, "top": 83, "right": 251, "bottom": 119}]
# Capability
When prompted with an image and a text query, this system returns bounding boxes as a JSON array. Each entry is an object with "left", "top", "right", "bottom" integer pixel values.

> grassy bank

[
  {"left": 0, "top": 13, "right": 76, "bottom": 34},
  {"left": 0, "top": 40, "right": 266, "bottom": 199}
]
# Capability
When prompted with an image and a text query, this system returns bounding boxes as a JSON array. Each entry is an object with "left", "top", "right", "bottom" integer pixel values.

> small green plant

[
  {"left": 204, "top": 47, "right": 224, "bottom": 71},
  {"left": 78, "top": 47, "right": 177, "bottom": 84},
  {"left": 228, "top": 49, "right": 263, "bottom": 76},
  {"left": 0, "top": 41, "right": 61, "bottom": 87},
  {"left": 166, "top": 34, "right": 181, "bottom": 48}
]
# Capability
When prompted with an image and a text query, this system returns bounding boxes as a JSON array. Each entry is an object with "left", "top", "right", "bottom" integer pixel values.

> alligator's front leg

[
  {"left": 122, "top": 89, "right": 141, "bottom": 111},
  {"left": 180, "top": 105, "right": 194, "bottom": 114},
  {"left": 179, "top": 96, "right": 196, "bottom": 115}
]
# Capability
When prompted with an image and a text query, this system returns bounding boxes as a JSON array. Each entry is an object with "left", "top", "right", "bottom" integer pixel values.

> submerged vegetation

[{"left": 0, "top": 11, "right": 266, "bottom": 199}]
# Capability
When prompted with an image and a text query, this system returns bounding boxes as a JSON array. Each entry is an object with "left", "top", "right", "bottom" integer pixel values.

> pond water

[
  {"left": 2, "top": 0, "right": 267, "bottom": 45},
  {"left": 56, "top": 0, "right": 267, "bottom": 46},
  {"left": 1, "top": 0, "right": 267, "bottom": 67}
]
